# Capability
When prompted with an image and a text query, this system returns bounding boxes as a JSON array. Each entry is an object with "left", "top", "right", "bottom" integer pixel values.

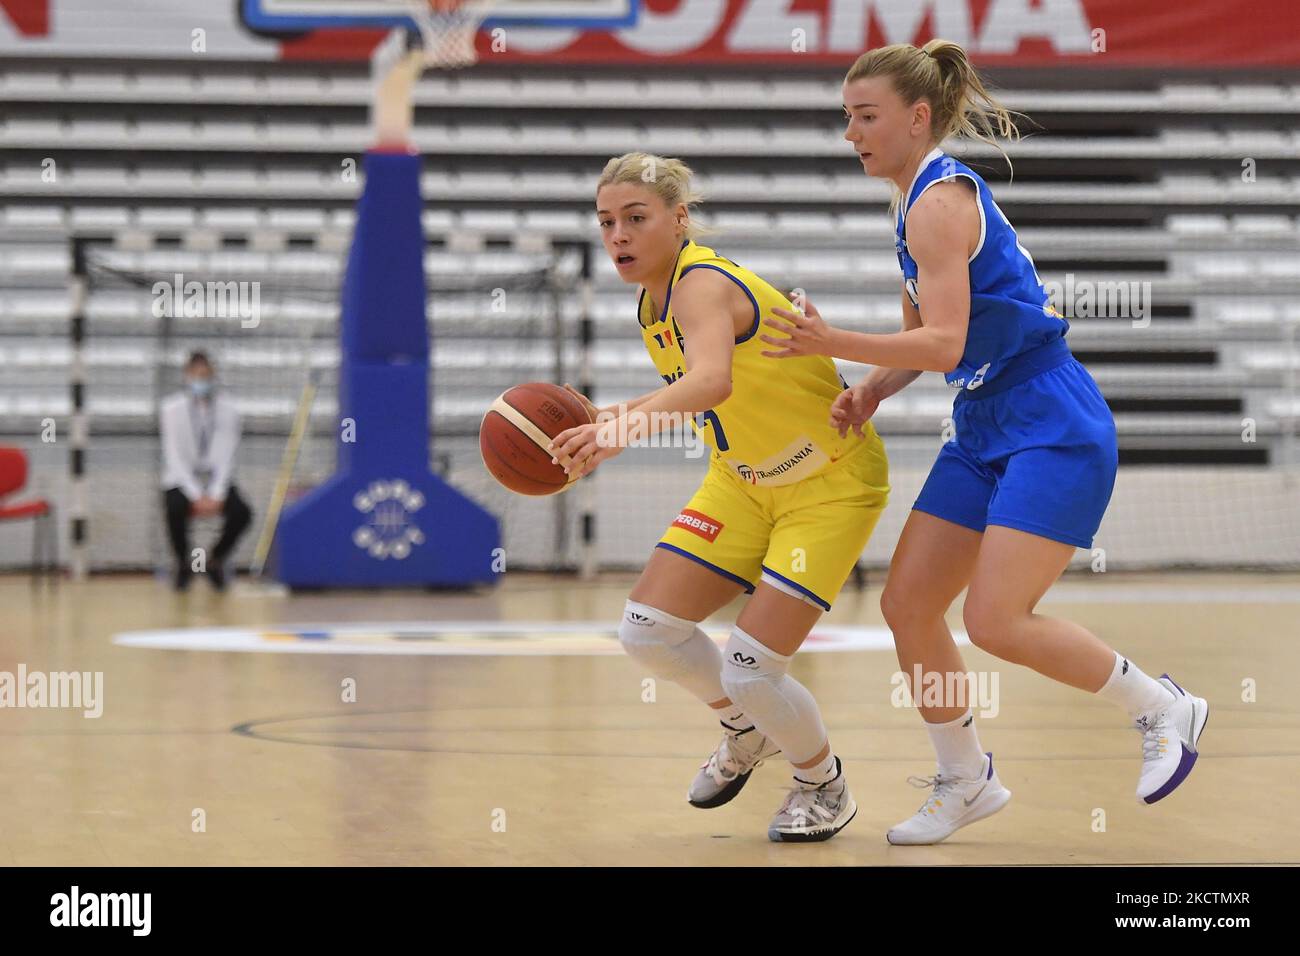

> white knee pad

[
  {"left": 719, "top": 626, "right": 792, "bottom": 710},
  {"left": 720, "top": 626, "right": 827, "bottom": 764},
  {"left": 618, "top": 600, "right": 725, "bottom": 704}
]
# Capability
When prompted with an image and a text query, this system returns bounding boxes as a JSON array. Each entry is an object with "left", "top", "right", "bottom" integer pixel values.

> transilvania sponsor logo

[{"left": 733, "top": 442, "right": 816, "bottom": 484}]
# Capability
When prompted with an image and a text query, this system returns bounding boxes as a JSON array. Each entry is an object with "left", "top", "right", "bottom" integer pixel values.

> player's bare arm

[{"left": 761, "top": 182, "right": 977, "bottom": 372}]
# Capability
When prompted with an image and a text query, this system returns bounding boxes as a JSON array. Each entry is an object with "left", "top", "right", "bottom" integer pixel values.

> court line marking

[
  {"left": 1039, "top": 585, "right": 1300, "bottom": 604},
  {"left": 231, "top": 709, "right": 1300, "bottom": 758},
  {"left": 486, "top": 580, "right": 1300, "bottom": 604},
  {"left": 113, "top": 622, "right": 951, "bottom": 656},
  {"left": 232, "top": 730, "right": 1300, "bottom": 761}
]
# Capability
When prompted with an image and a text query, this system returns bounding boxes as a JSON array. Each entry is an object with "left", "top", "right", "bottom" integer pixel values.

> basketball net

[
  {"left": 371, "top": 0, "right": 500, "bottom": 148},
  {"left": 410, "top": 0, "right": 496, "bottom": 70}
]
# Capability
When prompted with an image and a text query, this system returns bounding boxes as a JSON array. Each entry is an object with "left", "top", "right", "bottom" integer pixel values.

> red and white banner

[
  {"left": 477, "top": 0, "right": 1300, "bottom": 67},
  {"left": 4, "top": 0, "right": 1300, "bottom": 66}
]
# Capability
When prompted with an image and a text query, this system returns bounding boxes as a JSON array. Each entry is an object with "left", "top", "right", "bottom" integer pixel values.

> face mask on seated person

[{"left": 187, "top": 378, "right": 213, "bottom": 399}]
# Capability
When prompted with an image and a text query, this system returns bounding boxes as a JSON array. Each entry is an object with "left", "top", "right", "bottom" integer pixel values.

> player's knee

[
  {"left": 617, "top": 600, "right": 695, "bottom": 679},
  {"left": 961, "top": 600, "right": 1022, "bottom": 660},
  {"left": 718, "top": 627, "right": 787, "bottom": 709},
  {"left": 879, "top": 584, "right": 909, "bottom": 630},
  {"left": 881, "top": 582, "right": 939, "bottom": 634}
]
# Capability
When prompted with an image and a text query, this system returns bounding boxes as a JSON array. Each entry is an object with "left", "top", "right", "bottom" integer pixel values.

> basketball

[{"left": 479, "top": 382, "right": 595, "bottom": 495}]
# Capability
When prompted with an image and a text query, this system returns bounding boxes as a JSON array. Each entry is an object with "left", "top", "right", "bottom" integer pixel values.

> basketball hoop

[
  {"left": 371, "top": 0, "right": 499, "bottom": 147},
  {"left": 407, "top": 0, "right": 499, "bottom": 70}
]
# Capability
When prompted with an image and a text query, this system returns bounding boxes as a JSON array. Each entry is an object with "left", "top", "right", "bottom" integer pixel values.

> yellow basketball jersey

[{"left": 637, "top": 240, "right": 882, "bottom": 486}]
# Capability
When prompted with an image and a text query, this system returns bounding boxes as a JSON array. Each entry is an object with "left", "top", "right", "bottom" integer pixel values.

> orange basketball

[{"left": 479, "top": 383, "right": 595, "bottom": 495}]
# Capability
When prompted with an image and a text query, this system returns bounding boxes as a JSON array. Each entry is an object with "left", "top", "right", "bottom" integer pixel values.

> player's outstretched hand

[
  {"left": 761, "top": 293, "right": 834, "bottom": 358},
  {"left": 549, "top": 420, "right": 623, "bottom": 479},
  {"left": 829, "top": 383, "right": 880, "bottom": 438}
]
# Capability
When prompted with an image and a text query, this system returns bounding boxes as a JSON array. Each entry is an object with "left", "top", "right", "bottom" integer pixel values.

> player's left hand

[
  {"left": 549, "top": 420, "right": 623, "bottom": 479},
  {"left": 760, "top": 298, "right": 835, "bottom": 358}
]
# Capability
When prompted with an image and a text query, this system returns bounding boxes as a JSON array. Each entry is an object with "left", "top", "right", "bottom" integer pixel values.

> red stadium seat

[{"left": 0, "top": 447, "right": 57, "bottom": 581}]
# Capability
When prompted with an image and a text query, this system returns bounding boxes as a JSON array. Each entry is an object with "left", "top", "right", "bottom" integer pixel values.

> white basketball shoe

[
  {"left": 767, "top": 756, "right": 857, "bottom": 843},
  {"left": 1135, "top": 674, "right": 1209, "bottom": 805},
  {"left": 887, "top": 752, "right": 1012, "bottom": 846},
  {"left": 688, "top": 722, "right": 780, "bottom": 809}
]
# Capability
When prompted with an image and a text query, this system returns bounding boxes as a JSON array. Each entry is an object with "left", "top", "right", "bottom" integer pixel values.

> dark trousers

[{"left": 163, "top": 486, "right": 253, "bottom": 575}]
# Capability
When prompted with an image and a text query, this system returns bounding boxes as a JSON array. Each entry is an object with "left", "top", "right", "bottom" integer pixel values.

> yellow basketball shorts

[{"left": 657, "top": 438, "right": 890, "bottom": 610}]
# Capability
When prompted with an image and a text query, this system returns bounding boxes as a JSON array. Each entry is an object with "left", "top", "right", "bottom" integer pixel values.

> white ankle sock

[
  {"left": 925, "top": 708, "right": 986, "bottom": 780},
  {"left": 794, "top": 751, "right": 839, "bottom": 787},
  {"left": 1095, "top": 653, "right": 1175, "bottom": 719},
  {"left": 718, "top": 703, "right": 751, "bottom": 730}
]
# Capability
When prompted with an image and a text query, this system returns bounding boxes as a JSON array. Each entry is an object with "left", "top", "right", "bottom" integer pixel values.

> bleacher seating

[{"left": 0, "top": 58, "right": 1297, "bottom": 569}]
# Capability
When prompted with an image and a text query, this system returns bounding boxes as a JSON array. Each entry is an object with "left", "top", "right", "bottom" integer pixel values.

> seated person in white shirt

[{"left": 160, "top": 351, "right": 252, "bottom": 591}]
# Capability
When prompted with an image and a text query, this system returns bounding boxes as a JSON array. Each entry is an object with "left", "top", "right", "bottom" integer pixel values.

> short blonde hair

[{"left": 596, "top": 152, "right": 711, "bottom": 240}]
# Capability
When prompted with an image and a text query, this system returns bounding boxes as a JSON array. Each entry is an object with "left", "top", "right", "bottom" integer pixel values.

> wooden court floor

[{"left": 2, "top": 570, "right": 1297, "bottom": 866}]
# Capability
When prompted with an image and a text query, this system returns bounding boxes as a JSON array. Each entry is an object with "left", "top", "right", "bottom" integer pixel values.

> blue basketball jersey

[{"left": 895, "top": 148, "right": 1068, "bottom": 393}]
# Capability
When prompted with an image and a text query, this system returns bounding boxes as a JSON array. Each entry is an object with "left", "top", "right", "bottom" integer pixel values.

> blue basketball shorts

[{"left": 912, "top": 344, "right": 1118, "bottom": 549}]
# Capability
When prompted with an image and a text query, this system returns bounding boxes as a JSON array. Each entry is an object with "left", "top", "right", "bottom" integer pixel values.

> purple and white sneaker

[
  {"left": 887, "top": 752, "right": 1011, "bottom": 846},
  {"left": 1134, "top": 674, "right": 1209, "bottom": 805}
]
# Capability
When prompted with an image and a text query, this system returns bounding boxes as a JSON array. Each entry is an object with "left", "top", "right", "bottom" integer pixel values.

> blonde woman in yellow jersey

[{"left": 549, "top": 152, "right": 889, "bottom": 843}]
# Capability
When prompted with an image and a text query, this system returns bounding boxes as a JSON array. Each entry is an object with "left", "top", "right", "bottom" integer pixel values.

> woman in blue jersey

[{"left": 760, "top": 40, "right": 1209, "bottom": 845}]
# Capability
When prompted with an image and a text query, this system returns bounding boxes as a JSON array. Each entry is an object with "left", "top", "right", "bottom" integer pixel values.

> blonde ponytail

[
  {"left": 845, "top": 40, "right": 1021, "bottom": 173},
  {"left": 919, "top": 39, "right": 1020, "bottom": 152}
]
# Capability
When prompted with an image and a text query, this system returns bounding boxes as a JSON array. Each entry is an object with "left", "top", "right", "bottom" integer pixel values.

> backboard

[{"left": 240, "top": 0, "right": 639, "bottom": 31}]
